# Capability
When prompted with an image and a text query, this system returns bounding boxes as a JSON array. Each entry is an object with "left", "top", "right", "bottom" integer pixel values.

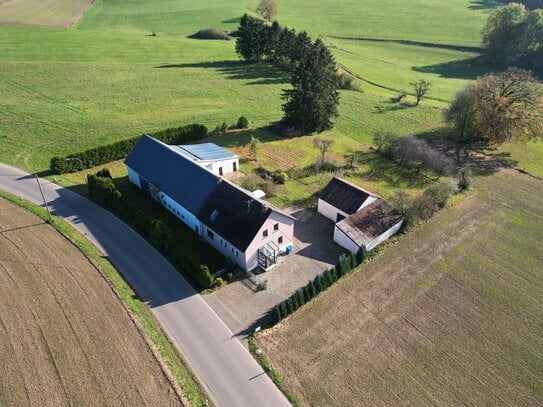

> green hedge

[
  {"left": 51, "top": 124, "right": 208, "bottom": 174},
  {"left": 86, "top": 169, "right": 214, "bottom": 289},
  {"left": 273, "top": 247, "right": 368, "bottom": 324}
]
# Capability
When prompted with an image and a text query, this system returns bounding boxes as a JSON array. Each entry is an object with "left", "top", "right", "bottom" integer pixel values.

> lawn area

[{"left": 257, "top": 168, "right": 543, "bottom": 406}]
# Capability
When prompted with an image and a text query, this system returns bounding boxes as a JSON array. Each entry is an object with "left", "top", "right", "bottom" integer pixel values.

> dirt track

[{"left": 0, "top": 197, "right": 182, "bottom": 406}]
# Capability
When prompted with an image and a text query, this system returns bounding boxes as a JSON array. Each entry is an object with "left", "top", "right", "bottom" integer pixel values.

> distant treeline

[
  {"left": 483, "top": 3, "right": 543, "bottom": 71},
  {"left": 235, "top": 14, "right": 313, "bottom": 68}
]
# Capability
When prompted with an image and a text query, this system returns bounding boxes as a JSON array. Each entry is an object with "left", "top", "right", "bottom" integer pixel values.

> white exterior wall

[
  {"left": 126, "top": 166, "right": 141, "bottom": 188},
  {"left": 317, "top": 198, "right": 349, "bottom": 222},
  {"left": 158, "top": 193, "right": 201, "bottom": 234},
  {"left": 333, "top": 226, "right": 360, "bottom": 253},
  {"left": 366, "top": 220, "right": 403, "bottom": 251},
  {"left": 334, "top": 220, "right": 404, "bottom": 253},
  {"left": 360, "top": 195, "right": 378, "bottom": 209},
  {"left": 244, "top": 211, "right": 295, "bottom": 271},
  {"left": 201, "top": 158, "right": 239, "bottom": 176},
  {"left": 201, "top": 225, "right": 245, "bottom": 269}
]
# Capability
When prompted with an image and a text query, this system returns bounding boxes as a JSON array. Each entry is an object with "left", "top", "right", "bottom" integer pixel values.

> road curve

[{"left": 0, "top": 163, "right": 290, "bottom": 407}]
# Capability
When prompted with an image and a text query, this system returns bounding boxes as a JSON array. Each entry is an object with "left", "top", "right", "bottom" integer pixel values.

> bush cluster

[
  {"left": 86, "top": 169, "right": 214, "bottom": 289},
  {"left": 373, "top": 133, "right": 454, "bottom": 177},
  {"left": 188, "top": 28, "right": 230, "bottom": 40},
  {"left": 50, "top": 124, "right": 208, "bottom": 174},
  {"left": 255, "top": 167, "right": 289, "bottom": 184},
  {"left": 392, "top": 180, "right": 457, "bottom": 228},
  {"left": 273, "top": 248, "right": 367, "bottom": 324}
]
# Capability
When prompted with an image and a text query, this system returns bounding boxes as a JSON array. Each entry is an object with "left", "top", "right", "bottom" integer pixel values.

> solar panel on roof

[{"left": 178, "top": 143, "right": 236, "bottom": 161}]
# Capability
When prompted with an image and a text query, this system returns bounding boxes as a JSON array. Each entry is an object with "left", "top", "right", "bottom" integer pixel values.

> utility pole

[{"left": 34, "top": 173, "right": 52, "bottom": 222}]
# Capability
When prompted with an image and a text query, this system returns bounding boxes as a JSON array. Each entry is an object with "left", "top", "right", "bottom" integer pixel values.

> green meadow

[{"left": 0, "top": 0, "right": 540, "bottom": 177}]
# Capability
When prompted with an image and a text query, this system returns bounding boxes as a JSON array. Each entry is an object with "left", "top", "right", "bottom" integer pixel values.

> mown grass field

[
  {"left": 0, "top": 196, "right": 185, "bottom": 406},
  {"left": 0, "top": 0, "right": 540, "bottom": 177},
  {"left": 271, "top": 0, "right": 496, "bottom": 46},
  {"left": 257, "top": 168, "right": 543, "bottom": 406}
]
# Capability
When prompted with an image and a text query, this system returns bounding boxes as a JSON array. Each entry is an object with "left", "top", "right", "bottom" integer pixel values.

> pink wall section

[{"left": 243, "top": 211, "right": 295, "bottom": 270}]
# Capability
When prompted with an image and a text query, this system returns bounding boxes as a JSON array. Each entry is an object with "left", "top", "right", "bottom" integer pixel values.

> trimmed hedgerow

[
  {"left": 86, "top": 169, "right": 214, "bottom": 289},
  {"left": 50, "top": 124, "right": 208, "bottom": 174}
]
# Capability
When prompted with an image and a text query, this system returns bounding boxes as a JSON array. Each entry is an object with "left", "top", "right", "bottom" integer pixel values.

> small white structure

[
  {"left": 170, "top": 143, "right": 239, "bottom": 176},
  {"left": 318, "top": 177, "right": 403, "bottom": 253},
  {"left": 317, "top": 177, "right": 378, "bottom": 223},
  {"left": 333, "top": 200, "right": 403, "bottom": 252}
]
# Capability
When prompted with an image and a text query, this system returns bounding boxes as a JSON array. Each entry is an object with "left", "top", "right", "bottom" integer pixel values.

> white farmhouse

[{"left": 125, "top": 135, "right": 295, "bottom": 271}]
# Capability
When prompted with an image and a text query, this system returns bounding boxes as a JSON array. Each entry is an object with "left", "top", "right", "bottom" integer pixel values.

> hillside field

[
  {"left": 0, "top": 197, "right": 183, "bottom": 406},
  {"left": 257, "top": 168, "right": 543, "bottom": 406},
  {"left": 0, "top": 0, "right": 540, "bottom": 177}
]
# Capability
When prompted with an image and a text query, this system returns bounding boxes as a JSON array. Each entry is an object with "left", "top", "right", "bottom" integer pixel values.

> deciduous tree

[
  {"left": 410, "top": 79, "right": 431, "bottom": 106},
  {"left": 257, "top": 0, "right": 277, "bottom": 22}
]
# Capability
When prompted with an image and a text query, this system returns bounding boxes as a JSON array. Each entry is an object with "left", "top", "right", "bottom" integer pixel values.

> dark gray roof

[
  {"left": 198, "top": 181, "right": 271, "bottom": 251},
  {"left": 319, "top": 177, "right": 376, "bottom": 215},
  {"left": 125, "top": 135, "right": 219, "bottom": 214},
  {"left": 172, "top": 143, "right": 237, "bottom": 162},
  {"left": 336, "top": 199, "right": 402, "bottom": 246}
]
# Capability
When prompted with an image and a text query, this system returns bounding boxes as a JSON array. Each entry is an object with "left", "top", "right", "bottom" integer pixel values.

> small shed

[
  {"left": 170, "top": 143, "right": 239, "bottom": 176},
  {"left": 333, "top": 199, "right": 403, "bottom": 252},
  {"left": 317, "top": 177, "right": 378, "bottom": 223}
]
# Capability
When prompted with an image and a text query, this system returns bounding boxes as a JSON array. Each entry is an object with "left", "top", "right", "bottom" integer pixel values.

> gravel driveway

[{"left": 205, "top": 207, "right": 346, "bottom": 337}]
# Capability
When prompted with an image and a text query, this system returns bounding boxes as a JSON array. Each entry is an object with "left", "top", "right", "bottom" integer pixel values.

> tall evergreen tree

[
  {"left": 282, "top": 38, "right": 340, "bottom": 133},
  {"left": 235, "top": 14, "right": 267, "bottom": 61}
]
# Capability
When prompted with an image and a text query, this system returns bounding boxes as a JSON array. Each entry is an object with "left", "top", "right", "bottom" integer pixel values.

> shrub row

[
  {"left": 51, "top": 123, "right": 208, "bottom": 174},
  {"left": 87, "top": 170, "right": 214, "bottom": 289},
  {"left": 272, "top": 248, "right": 367, "bottom": 324}
]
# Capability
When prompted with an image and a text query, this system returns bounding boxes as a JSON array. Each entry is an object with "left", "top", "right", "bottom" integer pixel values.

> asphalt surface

[{"left": 0, "top": 163, "right": 290, "bottom": 407}]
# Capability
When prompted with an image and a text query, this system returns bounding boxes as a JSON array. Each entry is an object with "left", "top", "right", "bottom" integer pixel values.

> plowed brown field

[
  {"left": 258, "top": 169, "right": 543, "bottom": 406},
  {"left": 0, "top": 0, "right": 93, "bottom": 28},
  {"left": 0, "top": 197, "right": 182, "bottom": 406}
]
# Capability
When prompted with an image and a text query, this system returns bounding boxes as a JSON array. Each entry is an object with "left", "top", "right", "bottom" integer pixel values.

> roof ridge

[{"left": 332, "top": 176, "right": 380, "bottom": 198}]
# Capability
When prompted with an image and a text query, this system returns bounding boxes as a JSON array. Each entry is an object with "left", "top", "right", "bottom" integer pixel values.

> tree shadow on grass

[
  {"left": 413, "top": 56, "right": 490, "bottom": 80},
  {"left": 469, "top": 0, "right": 501, "bottom": 10},
  {"left": 424, "top": 136, "right": 519, "bottom": 177},
  {"left": 155, "top": 60, "right": 290, "bottom": 85},
  {"left": 373, "top": 102, "right": 412, "bottom": 114}
]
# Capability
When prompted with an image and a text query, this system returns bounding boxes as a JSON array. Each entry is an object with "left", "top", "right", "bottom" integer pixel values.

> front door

[{"left": 233, "top": 162, "right": 237, "bottom": 171}]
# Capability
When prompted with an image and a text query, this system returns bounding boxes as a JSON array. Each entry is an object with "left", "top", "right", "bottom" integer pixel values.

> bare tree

[
  {"left": 410, "top": 79, "right": 431, "bottom": 106},
  {"left": 391, "top": 136, "right": 454, "bottom": 177},
  {"left": 313, "top": 138, "right": 335, "bottom": 168},
  {"left": 257, "top": 0, "right": 278, "bottom": 21}
]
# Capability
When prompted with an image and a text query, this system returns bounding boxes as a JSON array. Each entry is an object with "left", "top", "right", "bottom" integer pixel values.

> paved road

[{"left": 0, "top": 163, "right": 290, "bottom": 407}]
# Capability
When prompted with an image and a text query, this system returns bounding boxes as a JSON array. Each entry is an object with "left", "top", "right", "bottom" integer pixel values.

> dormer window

[{"left": 210, "top": 210, "right": 219, "bottom": 221}]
